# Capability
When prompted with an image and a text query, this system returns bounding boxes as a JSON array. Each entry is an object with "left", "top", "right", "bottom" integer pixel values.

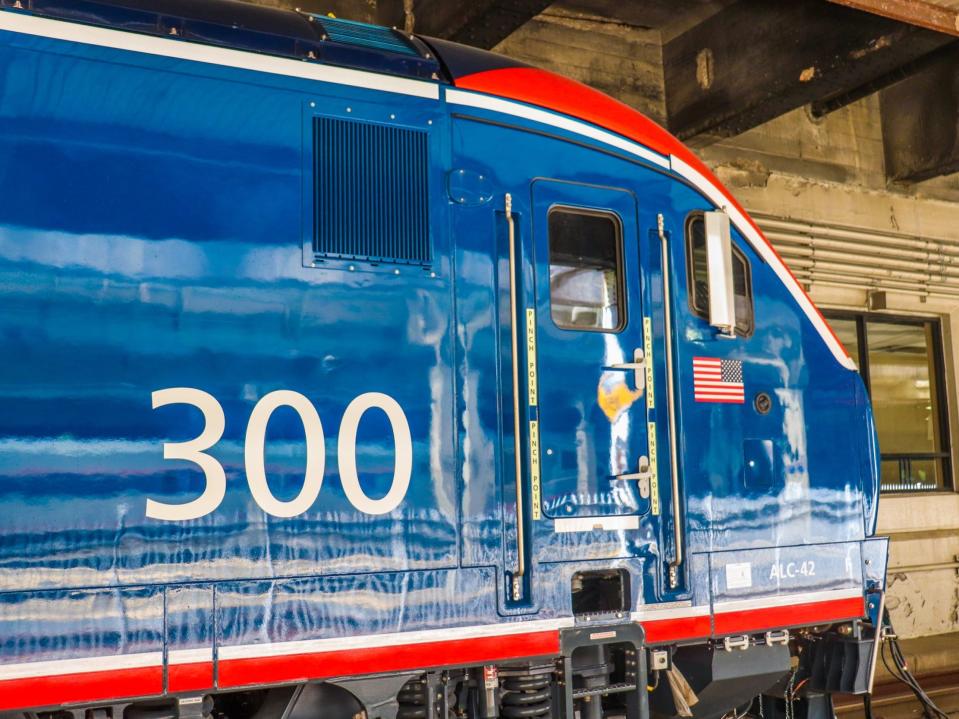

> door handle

[
  {"left": 608, "top": 348, "right": 646, "bottom": 394},
  {"left": 505, "top": 192, "right": 526, "bottom": 602},
  {"left": 615, "top": 455, "right": 651, "bottom": 498}
]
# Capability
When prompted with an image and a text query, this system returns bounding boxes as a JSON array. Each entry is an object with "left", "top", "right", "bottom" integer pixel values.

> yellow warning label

[
  {"left": 648, "top": 421, "right": 660, "bottom": 516},
  {"left": 529, "top": 419, "right": 541, "bottom": 519},
  {"left": 526, "top": 308, "right": 538, "bottom": 407},
  {"left": 643, "top": 316, "right": 655, "bottom": 410}
]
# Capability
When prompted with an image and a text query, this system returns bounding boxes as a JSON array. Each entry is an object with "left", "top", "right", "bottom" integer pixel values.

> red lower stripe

[
  {"left": 169, "top": 661, "right": 215, "bottom": 693},
  {"left": 0, "top": 666, "right": 162, "bottom": 712},
  {"left": 713, "top": 596, "right": 865, "bottom": 635},
  {"left": 0, "top": 597, "right": 867, "bottom": 710},
  {"left": 641, "top": 615, "right": 711, "bottom": 644},
  {"left": 219, "top": 630, "right": 561, "bottom": 688}
]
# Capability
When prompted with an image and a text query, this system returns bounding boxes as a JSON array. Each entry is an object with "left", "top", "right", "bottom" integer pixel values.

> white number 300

[{"left": 147, "top": 388, "right": 413, "bottom": 521}]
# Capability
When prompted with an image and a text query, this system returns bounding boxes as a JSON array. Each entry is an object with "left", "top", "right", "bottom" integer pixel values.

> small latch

[
  {"left": 614, "top": 455, "right": 651, "bottom": 498},
  {"left": 765, "top": 629, "right": 789, "bottom": 646},
  {"left": 608, "top": 348, "right": 646, "bottom": 395},
  {"left": 722, "top": 635, "right": 750, "bottom": 652}
]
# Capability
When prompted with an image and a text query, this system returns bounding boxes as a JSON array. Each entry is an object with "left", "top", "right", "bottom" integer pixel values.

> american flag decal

[{"left": 693, "top": 357, "right": 745, "bottom": 403}]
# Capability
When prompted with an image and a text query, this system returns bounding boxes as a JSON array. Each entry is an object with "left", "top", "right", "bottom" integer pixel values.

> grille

[
  {"left": 313, "top": 116, "right": 431, "bottom": 266},
  {"left": 312, "top": 15, "right": 420, "bottom": 57}
]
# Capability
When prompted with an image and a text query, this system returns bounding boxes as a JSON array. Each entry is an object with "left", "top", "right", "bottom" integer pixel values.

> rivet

[
  {"left": 390, "top": 113, "right": 396, "bottom": 120},
  {"left": 310, "top": 101, "right": 316, "bottom": 108},
  {"left": 546, "top": 448, "right": 553, "bottom": 455},
  {"left": 430, "top": 272, "right": 436, "bottom": 278},
  {"left": 394, "top": 269, "right": 400, "bottom": 275},
  {"left": 348, "top": 265, "right": 356, "bottom": 272},
  {"left": 428, "top": 120, "right": 433, "bottom": 125},
  {"left": 346, "top": 107, "right": 352, "bottom": 113}
]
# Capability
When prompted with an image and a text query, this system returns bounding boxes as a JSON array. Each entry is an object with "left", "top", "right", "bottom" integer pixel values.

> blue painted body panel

[{"left": 0, "top": 4, "right": 886, "bottom": 702}]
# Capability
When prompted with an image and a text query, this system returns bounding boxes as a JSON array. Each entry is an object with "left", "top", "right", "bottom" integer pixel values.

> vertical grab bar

[
  {"left": 506, "top": 193, "right": 526, "bottom": 601},
  {"left": 658, "top": 213, "right": 684, "bottom": 588}
]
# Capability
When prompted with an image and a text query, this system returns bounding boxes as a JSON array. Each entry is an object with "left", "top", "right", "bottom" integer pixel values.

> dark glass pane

[
  {"left": 731, "top": 252, "right": 753, "bottom": 335},
  {"left": 688, "top": 218, "right": 708, "bottom": 313},
  {"left": 880, "top": 458, "right": 944, "bottom": 493},
  {"left": 548, "top": 209, "right": 623, "bottom": 331},
  {"left": 828, "top": 317, "right": 860, "bottom": 370},
  {"left": 867, "top": 320, "right": 941, "bottom": 456}
]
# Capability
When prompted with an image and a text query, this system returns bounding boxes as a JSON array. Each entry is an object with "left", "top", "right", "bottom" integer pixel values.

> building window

[
  {"left": 685, "top": 213, "right": 754, "bottom": 336},
  {"left": 548, "top": 207, "right": 625, "bottom": 332},
  {"left": 826, "top": 312, "right": 952, "bottom": 494}
]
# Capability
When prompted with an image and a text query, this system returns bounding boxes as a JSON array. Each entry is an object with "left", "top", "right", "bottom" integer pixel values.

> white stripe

[
  {"left": 446, "top": 88, "right": 670, "bottom": 170},
  {"left": 631, "top": 603, "right": 710, "bottom": 622},
  {"left": 0, "top": 10, "right": 438, "bottom": 99},
  {"left": 0, "top": 651, "right": 163, "bottom": 681},
  {"left": 169, "top": 647, "right": 214, "bottom": 665},
  {"left": 692, "top": 359, "right": 722, "bottom": 365},
  {"left": 218, "top": 617, "right": 574, "bottom": 661},
  {"left": 713, "top": 587, "right": 862, "bottom": 614},
  {"left": 671, "top": 155, "right": 856, "bottom": 371},
  {"left": 553, "top": 515, "right": 640, "bottom": 533}
]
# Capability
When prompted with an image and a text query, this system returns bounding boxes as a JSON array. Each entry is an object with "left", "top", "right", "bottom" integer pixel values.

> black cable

[
  {"left": 880, "top": 610, "right": 950, "bottom": 719},
  {"left": 863, "top": 693, "right": 874, "bottom": 719}
]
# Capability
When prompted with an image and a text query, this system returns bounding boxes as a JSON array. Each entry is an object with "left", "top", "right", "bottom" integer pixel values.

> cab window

[
  {"left": 548, "top": 208, "right": 625, "bottom": 332},
  {"left": 685, "top": 212, "right": 754, "bottom": 336}
]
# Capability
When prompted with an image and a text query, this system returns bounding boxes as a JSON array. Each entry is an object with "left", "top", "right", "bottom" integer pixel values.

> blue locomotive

[{"left": 0, "top": 2, "right": 888, "bottom": 718}]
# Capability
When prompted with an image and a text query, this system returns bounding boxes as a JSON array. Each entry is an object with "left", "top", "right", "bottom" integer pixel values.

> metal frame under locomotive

[{"left": 0, "top": 3, "right": 889, "bottom": 719}]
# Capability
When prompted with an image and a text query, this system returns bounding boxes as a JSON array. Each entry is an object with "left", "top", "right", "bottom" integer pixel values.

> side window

[
  {"left": 685, "top": 212, "right": 754, "bottom": 336},
  {"left": 548, "top": 208, "right": 625, "bottom": 332}
]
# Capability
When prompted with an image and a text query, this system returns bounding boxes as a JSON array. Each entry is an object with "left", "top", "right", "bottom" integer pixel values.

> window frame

[
  {"left": 825, "top": 309, "right": 953, "bottom": 494},
  {"left": 546, "top": 204, "right": 628, "bottom": 334},
  {"left": 683, "top": 211, "right": 755, "bottom": 338}
]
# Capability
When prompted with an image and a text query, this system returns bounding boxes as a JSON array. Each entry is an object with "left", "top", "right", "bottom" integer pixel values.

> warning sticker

[
  {"left": 643, "top": 317, "right": 655, "bottom": 410},
  {"left": 529, "top": 419, "right": 541, "bottom": 520},
  {"left": 648, "top": 421, "right": 660, "bottom": 516}
]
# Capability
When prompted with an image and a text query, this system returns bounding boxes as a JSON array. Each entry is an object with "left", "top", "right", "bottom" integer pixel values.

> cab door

[{"left": 530, "top": 180, "right": 651, "bottom": 521}]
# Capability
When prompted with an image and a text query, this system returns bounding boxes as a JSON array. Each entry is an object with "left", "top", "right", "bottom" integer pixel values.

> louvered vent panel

[
  {"left": 312, "top": 16, "right": 420, "bottom": 56},
  {"left": 313, "top": 117, "right": 431, "bottom": 266}
]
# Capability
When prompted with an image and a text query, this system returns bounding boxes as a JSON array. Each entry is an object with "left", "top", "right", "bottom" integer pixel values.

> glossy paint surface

[{"left": 0, "top": 7, "right": 885, "bottom": 711}]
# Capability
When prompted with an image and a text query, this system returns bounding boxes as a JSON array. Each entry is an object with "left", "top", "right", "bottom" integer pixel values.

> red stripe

[
  {"left": 218, "top": 630, "right": 561, "bottom": 689},
  {"left": 641, "top": 615, "right": 712, "bottom": 644},
  {"left": 0, "top": 666, "right": 162, "bottom": 712},
  {"left": 695, "top": 397, "right": 744, "bottom": 403},
  {"left": 693, "top": 382, "right": 743, "bottom": 390},
  {"left": 168, "top": 661, "right": 214, "bottom": 693},
  {"left": 713, "top": 596, "right": 865, "bottom": 636},
  {"left": 0, "top": 597, "right": 867, "bottom": 710},
  {"left": 692, "top": 359, "right": 722, "bottom": 365}
]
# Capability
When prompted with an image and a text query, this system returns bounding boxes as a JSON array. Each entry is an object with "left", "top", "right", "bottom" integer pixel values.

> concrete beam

[
  {"left": 231, "top": 0, "right": 533, "bottom": 43},
  {"left": 662, "top": 0, "right": 952, "bottom": 141},
  {"left": 880, "top": 46, "right": 959, "bottom": 182},
  {"left": 447, "top": 0, "right": 556, "bottom": 49}
]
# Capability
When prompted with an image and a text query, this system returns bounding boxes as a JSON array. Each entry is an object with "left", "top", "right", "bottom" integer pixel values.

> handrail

[
  {"left": 506, "top": 193, "right": 525, "bottom": 601},
  {"left": 659, "top": 213, "right": 683, "bottom": 588}
]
